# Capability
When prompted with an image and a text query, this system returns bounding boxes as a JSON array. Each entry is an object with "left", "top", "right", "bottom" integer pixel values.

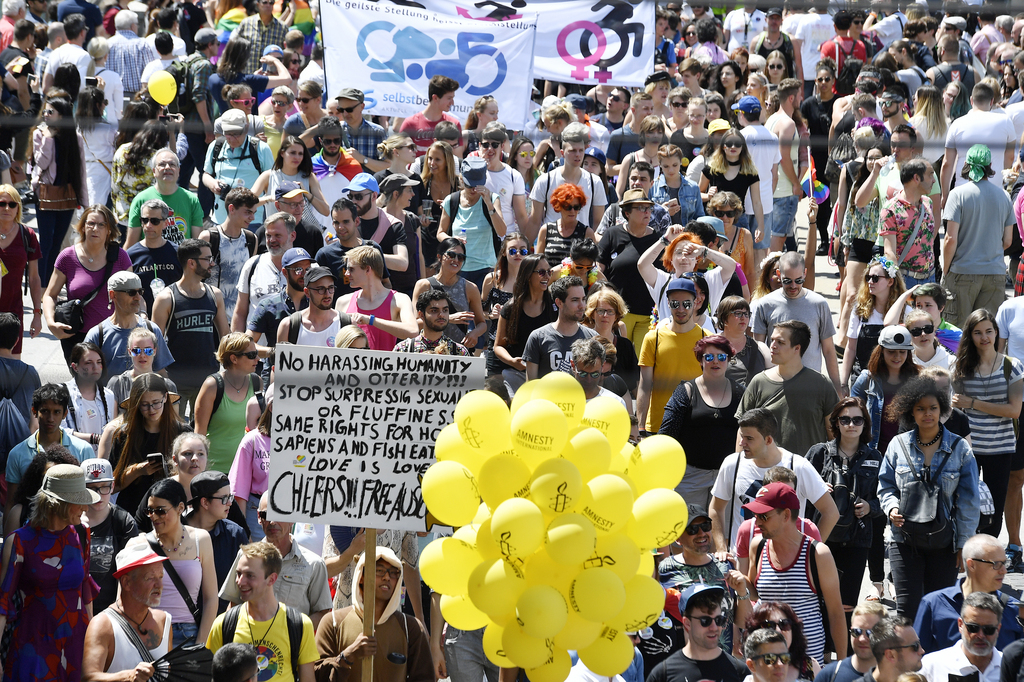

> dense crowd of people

[{"left": 7, "top": 0, "right": 1024, "bottom": 681}]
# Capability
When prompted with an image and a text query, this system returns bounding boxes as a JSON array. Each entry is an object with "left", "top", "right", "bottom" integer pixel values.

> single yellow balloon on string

[
  {"left": 536, "top": 371, "right": 586, "bottom": 429},
  {"left": 628, "top": 434, "right": 687, "bottom": 492},
  {"left": 568, "top": 566, "right": 625, "bottom": 622},
  {"left": 482, "top": 622, "right": 514, "bottom": 668},
  {"left": 581, "top": 396, "right": 630, "bottom": 452},
  {"left": 530, "top": 458, "right": 583, "bottom": 516},
  {"left": 490, "top": 498, "right": 544, "bottom": 558},
  {"left": 628, "top": 488, "right": 689, "bottom": 549},
  {"left": 440, "top": 594, "right": 490, "bottom": 630},
  {"left": 553, "top": 607, "right": 603, "bottom": 650},
  {"left": 545, "top": 513, "right": 597, "bottom": 566},
  {"left": 147, "top": 71, "right": 177, "bottom": 105},
  {"left": 420, "top": 537, "right": 480, "bottom": 596},
  {"left": 478, "top": 454, "right": 532, "bottom": 510},
  {"left": 588, "top": 532, "right": 640, "bottom": 583},
  {"left": 609, "top": 574, "right": 666, "bottom": 631},
  {"left": 455, "top": 390, "right": 512, "bottom": 453},
  {"left": 421, "top": 460, "right": 479, "bottom": 527},
  {"left": 526, "top": 648, "right": 573, "bottom": 682},
  {"left": 566, "top": 427, "right": 611, "bottom": 482},
  {"left": 579, "top": 627, "right": 635, "bottom": 676},
  {"left": 435, "top": 422, "right": 485, "bottom": 475},
  {"left": 511, "top": 399, "right": 568, "bottom": 469},
  {"left": 577, "top": 474, "right": 634, "bottom": 535},
  {"left": 515, "top": 584, "right": 568, "bottom": 639},
  {"left": 467, "top": 558, "right": 527, "bottom": 620},
  {"left": 502, "top": 622, "right": 552, "bottom": 669}
]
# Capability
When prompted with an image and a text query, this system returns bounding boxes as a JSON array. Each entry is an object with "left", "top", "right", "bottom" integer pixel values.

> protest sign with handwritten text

[{"left": 268, "top": 347, "right": 486, "bottom": 531}]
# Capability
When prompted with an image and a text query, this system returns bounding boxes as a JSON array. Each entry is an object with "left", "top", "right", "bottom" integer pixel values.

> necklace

[
  {"left": 160, "top": 527, "right": 186, "bottom": 554},
  {"left": 917, "top": 428, "right": 942, "bottom": 448},
  {"left": 115, "top": 602, "right": 150, "bottom": 636},
  {"left": 0, "top": 223, "right": 16, "bottom": 245},
  {"left": 702, "top": 378, "right": 731, "bottom": 418},
  {"left": 224, "top": 372, "right": 247, "bottom": 392},
  {"left": 248, "top": 603, "right": 280, "bottom": 666}
]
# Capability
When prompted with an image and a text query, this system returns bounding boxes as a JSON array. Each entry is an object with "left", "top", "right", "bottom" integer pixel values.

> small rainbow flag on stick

[{"left": 801, "top": 152, "right": 829, "bottom": 204}]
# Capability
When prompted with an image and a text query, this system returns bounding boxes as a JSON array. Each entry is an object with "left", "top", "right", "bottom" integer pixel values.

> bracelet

[
  {"left": 340, "top": 652, "right": 351, "bottom": 667},
  {"left": 33, "top": 308, "right": 41, "bottom": 315},
  {"left": 660, "top": 236, "right": 670, "bottom": 246},
  {"left": 369, "top": 315, "right": 376, "bottom": 327},
  {"left": 971, "top": 398, "right": 976, "bottom": 409},
  {"left": 736, "top": 592, "right": 751, "bottom": 601},
  {"left": 701, "top": 246, "right": 708, "bottom": 259}
]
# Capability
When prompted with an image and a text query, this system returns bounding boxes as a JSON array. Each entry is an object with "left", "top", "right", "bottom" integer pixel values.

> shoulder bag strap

[
  {"left": 82, "top": 245, "right": 120, "bottom": 307},
  {"left": 106, "top": 608, "right": 156, "bottom": 663},
  {"left": 81, "top": 135, "right": 112, "bottom": 176},
  {"left": 897, "top": 200, "right": 928, "bottom": 266},
  {"left": 147, "top": 533, "right": 201, "bottom": 627}
]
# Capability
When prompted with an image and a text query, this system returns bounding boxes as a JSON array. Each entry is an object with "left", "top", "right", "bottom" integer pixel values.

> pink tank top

[{"left": 347, "top": 289, "right": 397, "bottom": 350}]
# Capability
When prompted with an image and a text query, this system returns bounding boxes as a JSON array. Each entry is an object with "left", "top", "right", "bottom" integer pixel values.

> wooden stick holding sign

[{"left": 362, "top": 528, "right": 377, "bottom": 682}]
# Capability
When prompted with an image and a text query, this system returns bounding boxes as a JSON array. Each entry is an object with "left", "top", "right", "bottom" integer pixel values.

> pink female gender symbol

[{"left": 557, "top": 21, "right": 608, "bottom": 81}]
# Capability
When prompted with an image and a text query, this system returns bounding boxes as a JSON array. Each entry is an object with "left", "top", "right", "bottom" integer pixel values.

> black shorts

[
  {"left": 1014, "top": 402, "right": 1024, "bottom": 471},
  {"left": 847, "top": 238, "right": 875, "bottom": 264}
]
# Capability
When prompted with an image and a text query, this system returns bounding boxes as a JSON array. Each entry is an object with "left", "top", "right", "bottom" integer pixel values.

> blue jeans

[
  {"left": 171, "top": 622, "right": 198, "bottom": 648},
  {"left": 771, "top": 195, "right": 799, "bottom": 238},
  {"left": 444, "top": 627, "right": 498, "bottom": 682},
  {"left": 247, "top": 493, "right": 265, "bottom": 541},
  {"left": 36, "top": 206, "right": 74, "bottom": 285},
  {"left": 901, "top": 271, "right": 935, "bottom": 288}
]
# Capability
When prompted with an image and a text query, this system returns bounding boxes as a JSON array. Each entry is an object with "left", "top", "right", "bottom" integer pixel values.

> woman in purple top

[{"left": 41, "top": 205, "right": 132, "bottom": 364}]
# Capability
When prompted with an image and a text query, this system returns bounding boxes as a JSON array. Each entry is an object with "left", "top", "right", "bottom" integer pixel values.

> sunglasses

[
  {"left": 851, "top": 19, "right": 864, "bottom": 24},
  {"left": 348, "top": 191, "right": 369, "bottom": 202},
  {"left": 376, "top": 567, "right": 402, "bottom": 580},
  {"left": 816, "top": 76, "right": 834, "bottom": 83},
  {"left": 445, "top": 250, "right": 467, "bottom": 262},
  {"left": 693, "top": 614, "right": 728, "bottom": 627},
  {"left": 686, "top": 520, "right": 712, "bottom": 535},
  {"left": 337, "top": 104, "right": 359, "bottom": 113},
  {"left": 703, "top": 353, "right": 729, "bottom": 363},
  {"left": 145, "top": 506, "right": 170, "bottom": 517},
  {"left": 575, "top": 369, "right": 603, "bottom": 379},
  {"left": 519, "top": 150, "right": 536, "bottom": 158},
  {"left": 908, "top": 324, "right": 935, "bottom": 337},
  {"left": 297, "top": 97, "right": 315, "bottom": 103},
  {"left": 671, "top": 101, "right": 687, "bottom": 108},
  {"left": 258, "top": 510, "right": 269, "bottom": 520},
  {"left": 140, "top": 217, "right": 165, "bottom": 226},
  {"left": 866, "top": 274, "right": 890, "bottom": 283},
  {"left": 780, "top": 277, "right": 804, "bottom": 286},
  {"left": 759, "top": 619, "right": 793, "bottom": 632},
  {"left": 232, "top": 98, "right": 256, "bottom": 106},
  {"left": 118, "top": 289, "right": 144, "bottom": 297},
  {"left": 236, "top": 351, "right": 259, "bottom": 359},
  {"left": 851, "top": 628, "right": 872, "bottom": 638},
  {"left": 480, "top": 141, "right": 502, "bottom": 149},
  {"left": 713, "top": 209, "right": 741, "bottom": 218},
  {"left": 0, "top": 201, "right": 18, "bottom": 209},
  {"left": 609, "top": 95, "right": 622, "bottom": 102},
  {"left": 130, "top": 347, "right": 156, "bottom": 357},
  {"left": 768, "top": 63, "right": 784, "bottom": 70},
  {"left": 508, "top": 247, "right": 529, "bottom": 256},
  {"left": 668, "top": 299, "right": 694, "bottom": 309},
  {"left": 723, "top": 141, "right": 743, "bottom": 149},
  {"left": 321, "top": 137, "right": 342, "bottom": 145},
  {"left": 564, "top": 204, "right": 582, "bottom": 212},
  {"left": 890, "top": 641, "right": 922, "bottom": 652},
  {"left": 271, "top": 99, "right": 290, "bottom": 107},
  {"left": 534, "top": 268, "right": 552, "bottom": 277},
  {"left": 838, "top": 416, "right": 865, "bottom": 426},
  {"left": 88, "top": 483, "right": 113, "bottom": 495},
  {"left": 753, "top": 653, "right": 792, "bottom": 666}
]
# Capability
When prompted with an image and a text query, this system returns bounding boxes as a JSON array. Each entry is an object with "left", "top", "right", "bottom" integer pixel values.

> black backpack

[
  {"left": 165, "top": 54, "right": 198, "bottom": 116},
  {"left": 221, "top": 604, "right": 304, "bottom": 682},
  {"left": 210, "top": 137, "right": 263, "bottom": 177},
  {"left": 208, "top": 227, "right": 258, "bottom": 289},
  {"left": 208, "top": 372, "right": 266, "bottom": 416}
]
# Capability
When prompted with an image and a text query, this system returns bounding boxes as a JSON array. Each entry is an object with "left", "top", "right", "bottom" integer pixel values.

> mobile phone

[
  {"left": 85, "top": 76, "right": 98, "bottom": 87},
  {"left": 159, "top": 114, "right": 169, "bottom": 121},
  {"left": 147, "top": 453, "right": 166, "bottom": 475}
]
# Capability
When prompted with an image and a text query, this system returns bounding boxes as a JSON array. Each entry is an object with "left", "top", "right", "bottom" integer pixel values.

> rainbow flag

[{"left": 801, "top": 155, "right": 829, "bottom": 204}]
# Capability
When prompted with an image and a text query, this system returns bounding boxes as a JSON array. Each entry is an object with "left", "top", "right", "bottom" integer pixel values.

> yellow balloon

[
  {"left": 147, "top": 70, "right": 177, "bottom": 106},
  {"left": 553, "top": 607, "right": 603, "bottom": 650},
  {"left": 577, "top": 474, "right": 634, "bottom": 535},
  {"left": 536, "top": 371, "right": 586, "bottom": 430},
  {"left": 502, "top": 622, "right": 553, "bottom": 669},
  {"left": 566, "top": 428, "right": 611, "bottom": 482},
  {"left": 581, "top": 396, "right": 631, "bottom": 453},
  {"left": 545, "top": 513, "right": 597, "bottom": 566},
  {"left": 420, "top": 537, "right": 480, "bottom": 596},
  {"left": 491, "top": 498, "right": 545, "bottom": 558},
  {"left": 475, "top": 518, "right": 501, "bottom": 561},
  {"left": 609, "top": 575, "right": 666, "bottom": 631},
  {"left": 455, "top": 390, "right": 512, "bottom": 453},
  {"left": 511, "top": 399, "right": 568, "bottom": 469},
  {"left": 530, "top": 458, "right": 583, "bottom": 516},
  {"left": 483, "top": 622, "right": 514, "bottom": 668},
  {"left": 421, "top": 461, "right": 480, "bottom": 527},
  {"left": 468, "top": 558, "right": 527, "bottom": 620},
  {"left": 585, "top": 532, "right": 640, "bottom": 583},
  {"left": 637, "top": 550, "right": 655, "bottom": 577},
  {"left": 627, "top": 435, "right": 687, "bottom": 492},
  {"left": 628, "top": 488, "right": 689, "bottom": 550},
  {"left": 453, "top": 523, "right": 479, "bottom": 549},
  {"left": 526, "top": 648, "right": 573, "bottom": 682},
  {"left": 435, "top": 423, "right": 485, "bottom": 475},
  {"left": 440, "top": 594, "right": 491, "bottom": 630},
  {"left": 525, "top": 548, "right": 582, "bottom": 594},
  {"left": 607, "top": 443, "right": 631, "bottom": 474},
  {"left": 579, "top": 627, "right": 635, "bottom": 676},
  {"left": 568, "top": 567, "right": 625, "bottom": 622},
  {"left": 478, "top": 454, "right": 532, "bottom": 510},
  {"left": 473, "top": 502, "right": 491, "bottom": 525},
  {"left": 516, "top": 584, "right": 568, "bottom": 639},
  {"left": 510, "top": 379, "right": 537, "bottom": 417}
]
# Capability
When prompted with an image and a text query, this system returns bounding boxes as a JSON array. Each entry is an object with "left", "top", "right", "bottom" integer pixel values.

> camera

[{"left": 218, "top": 183, "right": 231, "bottom": 201}]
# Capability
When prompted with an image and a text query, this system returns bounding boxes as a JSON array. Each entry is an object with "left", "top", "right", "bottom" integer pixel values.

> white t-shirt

[
  {"left": 792, "top": 12, "right": 838, "bottom": 80},
  {"left": 921, "top": 644, "right": 1001, "bottom": 682},
  {"left": 140, "top": 57, "right": 179, "bottom": 84},
  {"left": 870, "top": 12, "right": 907, "bottom": 49},
  {"left": 711, "top": 449, "right": 830, "bottom": 551},
  {"left": 145, "top": 32, "right": 187, "bottom": 57},
  {"left": 485, "top": 164, "right": 526, "bottom": 229},
  {"left": 846, "top": 309, "right": 884, "bottom": 338},
  {"left": 724, "top": 9, "right": 766, "bottom": 51},
  {"left": 237, "top": 253, "right": 286, "bottom": 320},
  {"left": 740, "top": 124, "right": 782, "bottom": 215},
  {"left": 1002, "top": 103, "right": 1024, "bottom": 157},
  {"left": 298, "top": 60, "right": 325, "bottom": 91},
  {"left": 587, "top": 119, "right": 611, "bottom": 154},
  {"left": 44, "top": 42, "right": 92, "bottom": 84},
  {"left": 944, "top": 109, "right": 1016, "bottom": 190},
  {"left": 529, "top": 167, "right": 608, "bottom": 226},
  {"left": 587, "top": 386, "right": 626, "bottom": 408},
  {"left": 997, "top": 297, "right": 1024, "bottom": 363}
]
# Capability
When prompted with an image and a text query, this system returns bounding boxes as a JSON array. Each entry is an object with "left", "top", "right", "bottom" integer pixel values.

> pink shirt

[
  {"left": 229, "top": 429, "right": 271, "bottom": 501},
  {"left": 54, "top": 246, "right": 133, "bottom": 331},
  {"left": 1014, "top": 183, "right": 1024, "bottom": 241},
  {"left": 0, "top": 17, "right": 14, "bottom": 52},
  {"left": 346, "top": 289, "right": 397, "bottom": 350},
  {"left": 735, "top": 517, "right": 822, "bottom": 559},
  {"left": 398, "top": 111, "right": 461, "bottom": 157}
]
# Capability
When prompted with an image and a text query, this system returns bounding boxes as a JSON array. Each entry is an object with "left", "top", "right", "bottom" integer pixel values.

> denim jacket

[
  {"left": 850, "top": 370, "right": 884, "bottom": 450},
  {"left": 651, "top": 174, "right": 705, "bottom": 225},
  {"left": 877, "top": 427, "right": 980, "bottom": 550}
]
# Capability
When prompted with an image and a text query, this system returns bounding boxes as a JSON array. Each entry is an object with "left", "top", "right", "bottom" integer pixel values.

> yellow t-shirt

[
  {"left": 207, "top": 604, "right": 319, "bottom": 682},
  {"left": 638, "top": 324, "right": 706, "bottom": 432}
]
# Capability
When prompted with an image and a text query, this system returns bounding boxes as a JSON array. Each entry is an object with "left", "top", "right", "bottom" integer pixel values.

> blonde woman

[
  {"left": 840, "top": 256, "right": 906, "bottom": 389},
  {"left": 261, "top": 86, "right": 296, "bottom": 158},
  {"left": 698, "top": 129, "right": 765, "bottom": 242},
  {"left": 909, "top": 84, "right": 947, "bottom": 164},
  {"left": 420, "top": 140, "right": 459, "bottom": 269},
  {"left": 463, "top": 95, "right": 499, "bottom": 155},
  {"left": 533, "top": 101, "right": 574, "bottom": 174},
  {"left": 645, "top": 72, "right": 673, "bottom": 121},
  {"left": 86, "top": 36, "right": 122, "bottom": 123},
  {"left": 336, "top": 324, "right": 369, "bottom": 349},
  {"left": 745, "top": 72, "right": 770, "bottom": 122}
]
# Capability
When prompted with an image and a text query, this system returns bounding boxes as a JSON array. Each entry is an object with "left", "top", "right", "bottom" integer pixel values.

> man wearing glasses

[
  {"left": 743, "top": 629, "right": 791, "bottom": 682},
  {"left": 126, "top": 148, "right": 204, "bottom": 249},
  {"left": 276, "top": 266, "right": 350, "bottom": 348},
  {"left": 393, "top": 289, "right": 471, "bottom": 356},
  {"left": 920, "top": 593, "right": 1003, "bottom": 682},
  {"left": 234, "top": 0, "right": 287, "bottom": 74},
  {"left": 184, "top": 471, "right": 247, "bottom": 613},
  {"left": 648, "top": 584, "right": 748, "bottom": 682},
  {"left": 245, "top": 246, "right": 310, "bottom": 361},
  {"left": 480, "top": 122, "right": 529, "bottom": 231},
  {"left": 310, "top": 115, "right": 365, "bottom": 218},
  {"left": 815, "top": 602, "right": 886, "bottom": 682},
  {"left": 565, "top": 337, "right": 621, "bottom": 406},
  {"left": 332, "top": 87, "right": 387, "bottom": 173},
  {"left": 915, "top": 534, "right": 1023, "bottom": 653},
  {"left": 84, "top": 271, "right": 174, "bottom": 375},
  {"left": 864, "top": 617, "right": 924, "bottom": 682},
  {"left": 203, "top": 109, "right": 275, "bottom": 228}
]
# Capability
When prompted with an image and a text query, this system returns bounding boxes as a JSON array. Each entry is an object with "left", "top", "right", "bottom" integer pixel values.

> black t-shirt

[
  {"left": 359, "top": 211, "right": 408, "bottom": 262},
  {"left": 701, "top": 169, "right": 759, "bottom": 209},
  {"left": 316, "top": 239, "right": 393, "bottom": 297},
  {"left": 800, "top": 95, "right": 836, "bottom": 169},
  {"left": 111, "top": 423, "right": 193, "bottom": 517},
  {"left": 489, "top": 302, "right": 556, "bottom": 374},
  {"left": 89, "top": 504, "right": 140, "bottom": 612},
  {"left": 1000, "top": 639, "right": 1024, "bottom": 682},
  {"left": 647, "top": 649, "right": 749, "bottom": 682},
  {"left": 0, "top": 46, "right": 32, "bottom": 105},
  {"left": 637, "top": 617, "right": 683, "bottom": 674},
  {"left": 597, "top": 227, "right": 662, "bottom": 315},
  {"left": 386, "top": 211, "right": 422, "bottom": 297}
]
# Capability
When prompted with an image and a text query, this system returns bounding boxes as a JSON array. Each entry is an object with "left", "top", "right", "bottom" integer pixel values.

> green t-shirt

[{"left": 128, "top": 186, "right": 204, "bottom": 245}]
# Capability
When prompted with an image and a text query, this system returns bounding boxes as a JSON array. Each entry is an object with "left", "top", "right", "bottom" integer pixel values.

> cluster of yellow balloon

[{"left": 419, "top": 373, "right": 689, "bottom": 682}]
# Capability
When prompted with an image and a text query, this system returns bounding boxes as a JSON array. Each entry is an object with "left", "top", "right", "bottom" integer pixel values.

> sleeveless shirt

[
  {"left": 165, "top": 283, "right": 220, "bottom": 390},
  {"left": 542, "top": 221, "right": 590, "bottom": 264},
  {"left": 296, "top": 314, "right": 342, "bottom": 347},
  {"left": 104, "top": 607, "right": 172, "bottom": 672},
  {"left": 347, "top": 289, "right": 398, "bottom": 350},
  {"left": 158, "top": 533, "right": 204, "bottom": 625},
  {"left": 755, "top": 535, "right": 826, "bottom": 663}
]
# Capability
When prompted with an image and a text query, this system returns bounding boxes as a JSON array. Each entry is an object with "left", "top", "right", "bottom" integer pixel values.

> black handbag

[
  {"left": 53, "top": 245, "right": 118, "bottom": 333},
  {"left": 897, "top": 436, "right": 956, "bottom": 551}
]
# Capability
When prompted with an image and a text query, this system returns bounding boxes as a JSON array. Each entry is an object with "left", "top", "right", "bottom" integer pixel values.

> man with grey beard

[{"left": 920, "top": 592, "right": 1003, "bottom": 682}]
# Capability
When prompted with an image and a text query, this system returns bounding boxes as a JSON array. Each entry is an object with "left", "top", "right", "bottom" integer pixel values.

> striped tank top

[{"left": 755, "top": 535, "right": 825, "bottom": 663}]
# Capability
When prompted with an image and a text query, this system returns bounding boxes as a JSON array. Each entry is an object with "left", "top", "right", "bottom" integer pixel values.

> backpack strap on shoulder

[
  {"left": 221, "top": 603, "right": 242, "bottom": 644},
  {"left": 287, "top": 310, "right": 303, "bottom": 345},
  {"left": 285, "top": 605, "right": 303, "bottom": 682}
]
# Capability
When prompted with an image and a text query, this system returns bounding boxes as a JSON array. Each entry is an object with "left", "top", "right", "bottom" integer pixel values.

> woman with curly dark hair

[
  {"left": 879, "top": 375, "right": 980, "bottom": 619},
  {"left": 111, "top": 120, "right": 173, "bottom": 233},
  {"left": 743, "top": 601, "right": 820, "bottom": 679},
  {"left": 709, "top": 60, "right": 744, "bottom": 103}
]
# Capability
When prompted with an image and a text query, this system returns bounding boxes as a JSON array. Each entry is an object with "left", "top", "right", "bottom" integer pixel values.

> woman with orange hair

[
  {"left": 637, "top": 223, "right": 737, "bottom": 325},
  {"left": 536, "top": 183, "right": 595, "bottom": 263}
]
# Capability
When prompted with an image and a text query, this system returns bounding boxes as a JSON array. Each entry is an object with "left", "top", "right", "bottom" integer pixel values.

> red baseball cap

[{"left": 741, "top": 482, "right": 799, "bottom": 515}]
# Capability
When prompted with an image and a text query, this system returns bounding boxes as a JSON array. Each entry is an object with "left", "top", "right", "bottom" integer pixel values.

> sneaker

[
  {"left": 1006, "top": 544, "right": 1022, "bottom": 572},
  {"left": 815, "top": 243, "right": 829, "bottom": 256}
]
